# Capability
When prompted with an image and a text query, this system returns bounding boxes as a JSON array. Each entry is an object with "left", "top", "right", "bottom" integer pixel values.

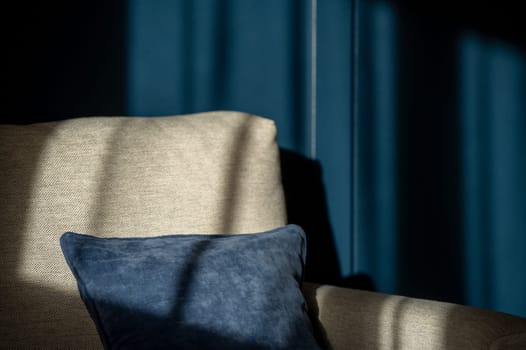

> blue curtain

[{"left": 126, "top": 0, "right": 526, "bottom": 318}]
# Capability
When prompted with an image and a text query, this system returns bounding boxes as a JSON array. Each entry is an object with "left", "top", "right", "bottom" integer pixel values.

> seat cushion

[
  {"left": 60, "top": 225, "right": 321, "bottom": 350},
  {"left": 0, "top": 111, "right": 286, "bottom": 348}
]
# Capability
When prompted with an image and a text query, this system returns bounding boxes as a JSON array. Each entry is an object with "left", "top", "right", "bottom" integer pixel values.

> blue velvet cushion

[{"left": 60, "top": 225, "right": 322, "bottom": 349}]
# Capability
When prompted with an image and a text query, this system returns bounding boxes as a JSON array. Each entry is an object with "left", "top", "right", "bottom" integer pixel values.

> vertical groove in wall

[
  {"left": 310, "top": 0, "right": 318, "bottom": 159},
  {"left": 351, "top": 0, "right": 360, "bottom": 274}
]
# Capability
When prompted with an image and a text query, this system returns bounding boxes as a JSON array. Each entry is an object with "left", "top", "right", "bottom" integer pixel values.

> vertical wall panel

[
  {"left": 486, "top": 42, "right": 526, "bottom": 316},
  {"left": 459, "top": 34, "right": 491, "bottom": 309},
  {"left": 316, "top": 0, "right": 353, "bottom": 277},
  {"left": 127, "top": 0, "right": 309, "bottom": 153},
  {"left": 355, "top": 0, "right": 399, "bottom": 294},
  {"left": 460, "top": 34, "right": 526, "bottom": 317}
]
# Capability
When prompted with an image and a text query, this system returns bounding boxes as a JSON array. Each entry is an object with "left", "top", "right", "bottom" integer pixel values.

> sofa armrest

[{"left": 302, "top": 282, "right": 526, "bottom": 350}]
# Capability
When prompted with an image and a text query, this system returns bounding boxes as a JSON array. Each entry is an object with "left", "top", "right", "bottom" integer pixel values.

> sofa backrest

[{"left": 0, "top": 111, "right": 287, "bottom": 348}]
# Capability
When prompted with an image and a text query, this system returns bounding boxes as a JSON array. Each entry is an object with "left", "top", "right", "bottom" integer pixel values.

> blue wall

[
  {"left": 5, "top": 0, "right": 526, "bottom": 318},
  {"left": 126, "top": 1, "right": 526, "bottom": 317},
  {"left": 353, "top": 1, "right": 526, "bottom": 316}
]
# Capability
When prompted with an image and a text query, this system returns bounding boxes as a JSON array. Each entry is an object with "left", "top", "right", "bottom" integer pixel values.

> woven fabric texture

[
  {"left": 302, "top": 283, "right": 526, "bottom": 350},
  {"left": 0, "top": 111, "right": 286, "bottom": 348}
]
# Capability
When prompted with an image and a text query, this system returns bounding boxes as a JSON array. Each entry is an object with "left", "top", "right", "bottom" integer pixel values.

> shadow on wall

[
  {"left": 394, "top": 1, "right": 465, "bottom": 305},
  {"left": 357, "top": 0, "right": 526, "bottom": 314},
  {"left": 4, "top": 1, "right": 127, "bottom": 123},
  {"left": 392, "top": 0, "right": 526, "bottom": 313},
  {"left": 281, "top": 148, "right": 376, "bottom": 291}
]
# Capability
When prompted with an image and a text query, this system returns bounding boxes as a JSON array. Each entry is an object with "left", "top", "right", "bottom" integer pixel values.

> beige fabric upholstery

[
  {"left": 303, "top": 283, "right": 526, "bottom": 350},
  {"left": 2, "top": 110, "right": 525, "bottom": 349},
  {"left": 0, "top": 111, "right": 286, "bottom": 348}
]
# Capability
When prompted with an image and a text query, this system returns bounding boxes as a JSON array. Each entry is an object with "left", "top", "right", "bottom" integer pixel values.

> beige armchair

[{"left": 1, "top": 111, "right": 524, "bottom": 349}]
